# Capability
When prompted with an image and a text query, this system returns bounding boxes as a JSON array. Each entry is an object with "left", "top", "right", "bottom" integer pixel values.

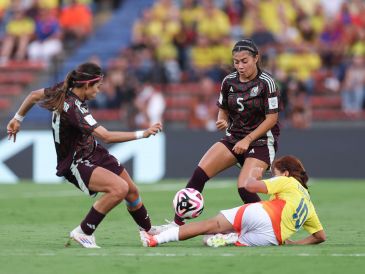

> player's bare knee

[{"left": 111, "top": 182, "right": 129, "bottom": 201}]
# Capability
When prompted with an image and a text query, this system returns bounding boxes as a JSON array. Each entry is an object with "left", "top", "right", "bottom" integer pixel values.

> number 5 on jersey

[{"left": 237, "top": 97, "right": 244, "bottom": 111}]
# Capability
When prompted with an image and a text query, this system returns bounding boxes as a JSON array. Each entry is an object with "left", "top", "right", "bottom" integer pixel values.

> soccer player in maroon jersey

[
  {"left": 6, "top": 62, "right": 163, "bottom": 248},
  {"left": 157, "top": 39, "right": 281, "bottom": 230}
]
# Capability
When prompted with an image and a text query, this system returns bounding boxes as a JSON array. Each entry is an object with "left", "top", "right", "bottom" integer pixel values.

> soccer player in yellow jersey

[{"left": 140, "top": 155, "right": 326, "bottom": 247}]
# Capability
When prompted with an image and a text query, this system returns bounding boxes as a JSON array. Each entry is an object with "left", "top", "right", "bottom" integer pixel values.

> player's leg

[
  {"left": 237, "top": 158, "right": 268, "bottom": 203},
  {"left": 84, "top": 167, "right": 129, "bottom": 230},
  {"left": 119, "top": 169, "right": 152, "bottom": 233},
  {"left": 67, "top": 166, "right": 129, "bottom": 248},
  {"left": 189, "top": 142, "right": 237, "bottom": 190},
  {"left": 179, "top": 213, "right": 234, "bottom": 239},
  {"left": 141, "top": 213, "right": 234, "bottom": 247},
  {"left": 173, "top": 142, "right": 237, "bottom": 225},
  {"left": 237, "top": 143, "right": 276, "bottom": 203}
]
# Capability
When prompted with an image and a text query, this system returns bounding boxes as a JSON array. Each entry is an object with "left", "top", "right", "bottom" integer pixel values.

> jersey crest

[{"left": 249, "top": 86, "right": 259, "bottom": 97}]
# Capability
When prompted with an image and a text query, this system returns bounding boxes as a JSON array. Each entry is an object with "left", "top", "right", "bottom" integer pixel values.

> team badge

[{"left": 250, "top": 86, "right": 259, "bottom": 97}]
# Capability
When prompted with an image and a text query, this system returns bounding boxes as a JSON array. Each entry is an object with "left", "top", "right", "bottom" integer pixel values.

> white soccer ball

[{"left": 173, "top": 188, "right": 204, "bottom": 219}]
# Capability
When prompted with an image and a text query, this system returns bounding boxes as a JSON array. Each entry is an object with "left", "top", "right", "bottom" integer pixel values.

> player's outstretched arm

[
  {"left": 7, "top": 89, "right": 45, "bottom": 142},
  {"left": 242, "top": 167, "right": 268, "bottom": 194},
  {"left": 93, "top": 122, "right": 163, "bottom": 144},
  {"left": 285, "top": 230, "right": 326, "bottom": 245}
]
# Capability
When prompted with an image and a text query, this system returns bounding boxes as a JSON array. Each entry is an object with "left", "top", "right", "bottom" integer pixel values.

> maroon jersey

[
  {"left": 217, "top": 70, "right": 280, "bottom": 146},
  {"left": 44, "top": 83, "right": 100, "bottom": 177}
]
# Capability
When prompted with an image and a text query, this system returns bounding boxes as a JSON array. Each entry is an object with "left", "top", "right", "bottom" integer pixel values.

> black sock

[
  {"left": 238, "top": 187, "right": 261, "bottom": 203},
  {"left": 128, "top": 204, "right": 151, "bottom": 231},
  {"left": 186, "top": 166, "right": 210, "bottom": 193},
  {"left": 80, "top": 206, "right": 105, "bottom": 235},
  {"left": 173, "top": 166, "right": 210, "bottom": 224}
]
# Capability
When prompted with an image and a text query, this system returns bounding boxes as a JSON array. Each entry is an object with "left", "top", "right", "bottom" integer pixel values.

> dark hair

[
  {"left": 232, "top": 39, "right": 259, "bottom": 57},
  {"left": 272, "top": 155, "right": 309, "bottom": 189},
  {"left": 40, "top": 62, "right": 103, "bottom": 113}
]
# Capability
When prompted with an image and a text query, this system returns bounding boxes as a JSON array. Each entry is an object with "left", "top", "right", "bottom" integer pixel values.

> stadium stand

[
  {"left": 1, "top": 0, "right": 364, "bottom": 129},
  {"left": 0, "top": 60, "right": 45, "bottom": 120}
]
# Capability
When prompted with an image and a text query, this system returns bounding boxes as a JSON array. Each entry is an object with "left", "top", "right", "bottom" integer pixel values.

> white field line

[
  {"left": 0, "top": 182, "right": 234, "bottom": 199},
  {"left": 0, "top": 252, "right": 364, "bottom": 257}
]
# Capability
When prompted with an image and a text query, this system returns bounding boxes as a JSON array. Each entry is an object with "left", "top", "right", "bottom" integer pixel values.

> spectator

[
  {"left": 341, "top": 55, "right": 365, "bottom": 117},
  {"left": 222, "top": 0, "right": 244, "bottom": 39},
  {"left": 189, "top": 77, "right": 216, "bottom": 131},
  {"left": 27, "top": 8, "right": 62, "bottom": 66},
  {"left": 0, "top": 7, "right": 35, "bottom": 64},
  {"left": 287, "top": 78, "right": 312, "bottom": 129},
  {"left": 197, "top": 0, "right": 230, "bottom": 44},
  {"left": 135, "top": 84, "right": 166, "bottom": 128},
  {"left": 250, "top": 18, "right": 276, "bottom": 51},
  {"left": 59, "top": 0, "right": 92, "bottom": 50},
  {"left": 88, "top": 73, "right": 123, "bottom": 110}
]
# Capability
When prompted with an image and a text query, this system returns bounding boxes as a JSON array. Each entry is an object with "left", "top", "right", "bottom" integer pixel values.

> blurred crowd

[
  {"left": 92, "top": 0, "right": 365, "bottom": 130},
  {"left": 2, "top": 0, "right": 365, "bottom": 129},
  {"left": 0, "top": 0, "right": 121, "bottom": 66}
]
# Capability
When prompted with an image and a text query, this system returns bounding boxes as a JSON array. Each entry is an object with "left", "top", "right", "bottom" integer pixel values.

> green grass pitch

[{"left": 0, "top": 179, "right": 364, "bottom": 274}]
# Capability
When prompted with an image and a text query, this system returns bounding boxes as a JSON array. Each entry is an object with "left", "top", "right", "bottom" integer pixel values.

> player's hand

[
  {"left": 284, "top": 239, "right": 295, "bottom": 245},
  {"left": 249, "top": 167, "right": 264, "bottom": 179},
  {"left": 7, "top": 118, "right": 21, "bottom": 143},
  {"left": 216, "top": 119, "right": 228, "bottom": 131},
  {"left": 232, "top": 138, "right": 250, "bottom": 154},
  {"left": 143, "top": 122, "right": 163, "bottom": 138}
]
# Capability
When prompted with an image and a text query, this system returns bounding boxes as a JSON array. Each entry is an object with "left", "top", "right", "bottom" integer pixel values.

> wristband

[
  {"left": 135, "top": 130, "right": 144, "bottom": 139},
  {"left": 14, "top": 113, "right": 24, "bottom": 122}
]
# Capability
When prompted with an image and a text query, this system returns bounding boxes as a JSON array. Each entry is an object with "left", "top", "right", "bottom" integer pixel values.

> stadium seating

[
  {"left": 0, "top": 61, "right": 45, "bottom": 120},
  {"left": 161, "top": 83, "right": 364, "bottom": 124}
]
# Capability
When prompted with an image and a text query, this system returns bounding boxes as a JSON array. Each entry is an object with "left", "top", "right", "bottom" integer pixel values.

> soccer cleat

[
  {"left": 150, "top": 219, "right": 179, "bottom": 234},
  {"left": 138, "top": 226, "right": 161, "bottom": 236},
  {"left": 140, "top": 231, "right": 158, "bottom": 247},
  {"left": 204, "top": 233, "right": 238, "bottom": 248},
  {"left": 65, "top": 226, "right": 100, "bottom": 248}
]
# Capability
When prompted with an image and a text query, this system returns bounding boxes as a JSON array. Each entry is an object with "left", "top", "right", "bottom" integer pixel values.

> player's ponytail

[
  {"left": 39, "top": 70, "right": 77, "bottom": 113},
  {"left": 272, "top": 155, "right": 309, "bottom": 189},
  {"left": 39, "top": 63, "right": 102, "bottom": 113}
]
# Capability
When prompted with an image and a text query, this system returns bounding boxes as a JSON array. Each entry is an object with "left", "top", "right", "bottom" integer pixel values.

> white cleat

[
  {"left": 139, "top": 231, "right": 158, "bottom": 247},
  {"left": 204, "top": 233, "right": 238, "bottom": 248},
  {"left": 150, "top": 219, "right": 179, "bottom": 234},
  {"left": 66, "top": 226, "right": 100, "bottom": 248}
]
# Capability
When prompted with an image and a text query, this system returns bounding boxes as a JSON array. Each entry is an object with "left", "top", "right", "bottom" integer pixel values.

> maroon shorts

[
  {"left": 219, "top": 139, "right": 278, "bottom": 168},
  {"left": 64, "top": 145, "right": 125, "bottom": 196}
]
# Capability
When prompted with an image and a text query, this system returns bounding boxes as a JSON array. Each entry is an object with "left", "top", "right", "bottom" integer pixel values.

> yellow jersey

[{"left": 262, "top": 176, "right": 323, "bottom": 244}]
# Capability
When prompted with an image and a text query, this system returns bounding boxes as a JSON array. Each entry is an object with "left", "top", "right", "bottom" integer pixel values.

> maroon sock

[
  {"left": 174, "top": 215, "right": 185, "bottom": 226},
  {"left": 186, "top": 166, "right": 210, "bottom": 193},
  {"left": 80, "top": 206, "right": 105, "bottom": 235},
  {"left": 238, "top": 187, "right": 261, "bottom": 203},
  {"left": 173, "top": 166, "right": 210, "bottom": 225},
  {"left": 128, "top": 204, "right": 151, "bottom": 231}
]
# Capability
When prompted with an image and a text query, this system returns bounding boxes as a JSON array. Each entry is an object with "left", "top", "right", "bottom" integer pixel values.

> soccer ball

[{"left": 173, "top": 188, "right": 204, "bottom": 219}]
